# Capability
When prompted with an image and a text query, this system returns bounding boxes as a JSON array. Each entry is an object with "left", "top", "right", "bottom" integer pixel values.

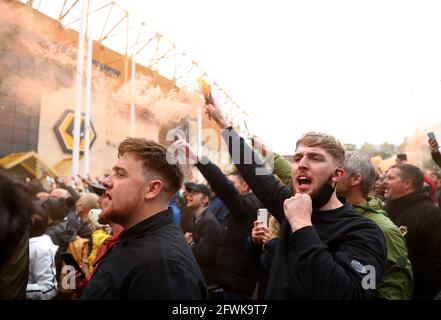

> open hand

[{"left": 170, "top": 139, "right": 199, "bottom": 163}]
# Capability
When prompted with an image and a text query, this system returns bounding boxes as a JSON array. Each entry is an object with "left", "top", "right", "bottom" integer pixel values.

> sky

[{"left": 122, "top": 0, "right": 441, "bottom": 154}]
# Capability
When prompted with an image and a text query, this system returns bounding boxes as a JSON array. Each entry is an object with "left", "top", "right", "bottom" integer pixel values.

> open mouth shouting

[{"left": 297, "top": 175, "right": 312, "bottom": 192}]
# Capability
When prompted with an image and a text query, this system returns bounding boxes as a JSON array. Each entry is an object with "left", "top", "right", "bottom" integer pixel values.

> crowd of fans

[{"left": 1, "top": 103, "right": 441, "bottom": 300}]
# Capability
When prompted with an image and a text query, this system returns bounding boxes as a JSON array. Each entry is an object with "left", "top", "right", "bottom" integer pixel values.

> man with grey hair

[{"left": 337, "top": 151, "right": 413, "bottom": 299}]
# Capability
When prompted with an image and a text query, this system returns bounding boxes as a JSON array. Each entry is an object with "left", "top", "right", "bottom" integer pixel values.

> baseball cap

[
  {"left": 90, "top": 182, "right": 106, "bottom": 196},
  {"left": 184, "top": 182, "right": 196, "bottom": 191},
  {"left": 186, "top": 183, "right": 211, "bottom": 197}
]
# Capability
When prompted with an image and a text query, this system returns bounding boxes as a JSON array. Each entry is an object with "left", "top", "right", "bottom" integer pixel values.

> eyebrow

[{"left": 294, "top": 152, "right": 325, "bottom": 158}]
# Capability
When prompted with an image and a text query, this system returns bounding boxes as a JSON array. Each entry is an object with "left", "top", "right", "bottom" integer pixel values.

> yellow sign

[{"left": 54, "top": 110, "right": 97, "bottom": 154}]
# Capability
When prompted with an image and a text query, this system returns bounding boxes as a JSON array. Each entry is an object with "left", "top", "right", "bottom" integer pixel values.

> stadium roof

[{"left": 16, "top": 0, "right": 249, "bottom": 124}]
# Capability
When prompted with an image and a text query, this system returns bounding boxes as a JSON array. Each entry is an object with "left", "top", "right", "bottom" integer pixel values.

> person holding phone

[
  {"left": 428, "top": 132, "right": 441, "bottom": 168},
  {"left": 244, "top": 217, "right": 279, "bottom": 300},
  {"left": 172, "top": 140, "right": 263, "bottom": 300}
]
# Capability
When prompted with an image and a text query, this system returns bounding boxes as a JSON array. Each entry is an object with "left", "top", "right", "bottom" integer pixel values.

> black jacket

[
  {"left": 0, "top": 232, "right": 29, "bottom": 300},
  {"left": 386, "top": 191, "right": 441, "bottom": 300},
  {"left": 208, "top": 196, "right": 230, "bottom": 227},
  {"left": 67, "top": 210, "right": 93, "bottom": 252},
  {"left": 221, "top": 127, "right": 387, "bottom": 299},
  {"left": 196, "top": 158, "right": 263, "bottom": 296},
  {"left": 82, "top": 209, "right": 207, "bottom": 299},
  {"left": 177, "top": 196, "right": 194, "bottom": 234},
  {"left": 243, "top": 236, "right": 278, "bottom": 300},
  {"left": 190, "top": 208, "right": 222, "bottom": 285},
  {"left": 46, "top": 218, "right": 77, "bottom": 280}
]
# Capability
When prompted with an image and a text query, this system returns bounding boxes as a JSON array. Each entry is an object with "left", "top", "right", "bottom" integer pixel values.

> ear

[
  {"left": 350, "top": 174, "right": 362, "bottom": 187},
  {"left": 144, "top": 180, "right": 164, "bottom": 200},
  {"left": 241, "top": 181, "right": 250, "bottom": 193},
  {"left": 403, "top": 180, "right": 413, "bottom": 192},
  {"left": 333, "top": 168, "right": 346, "bottom": 182},
  {"left": 203, "top": 195, "right": 209, "bottom": 206}
]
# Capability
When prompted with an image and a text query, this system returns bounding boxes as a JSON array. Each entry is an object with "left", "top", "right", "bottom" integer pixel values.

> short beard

[
  {"left": 310, "top": 174, "right": 335, "bottom": 198},
  {"left": 101, "top": 185, "right": 146, "bottom": 228},
  {"left": 100, "top": 195, "right": 140, "bottom": 228},
  {"left": 100, "top": 206, "right": 124, "bottom": 227}
]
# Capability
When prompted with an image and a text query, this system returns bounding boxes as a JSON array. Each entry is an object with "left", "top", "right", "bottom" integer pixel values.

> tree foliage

[{"left": 346, "top": 140, "right": 406, "bottom": 159}]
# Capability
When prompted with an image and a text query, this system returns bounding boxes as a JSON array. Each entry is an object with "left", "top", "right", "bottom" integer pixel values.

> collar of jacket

[
  {"left": 118, "top": 209, "right": 173, "bottom": 244},
  {"left": 386, "top": 190, "right": 430, "bottom": 210},
  {"left": 194, "top": 208, "right": 209, "bottom": 224},
  {"left": 353, "top": 197, "right": 386, "bottom": 216}
]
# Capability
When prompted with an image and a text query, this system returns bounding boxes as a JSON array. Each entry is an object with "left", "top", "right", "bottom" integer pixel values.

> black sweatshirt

[
  {"left": 196, "top": 158, "right": 262, "bottom": 295},
  {"left": 221, "top": 127, "right": 387, "bottom": 299}
]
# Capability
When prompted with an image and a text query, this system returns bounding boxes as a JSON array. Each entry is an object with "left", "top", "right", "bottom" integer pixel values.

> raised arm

[
  {"left": 429, "top": 138, "right": 441, "bottom": 167},
  {"left": 172, "top": 140, "right": 259, "bottom": 220},
  {"left": 204, "top": 104, "right": 292, "bottom": 223},
  {"left": 251, "top": 136, "right": 293, "bottom": 188}
]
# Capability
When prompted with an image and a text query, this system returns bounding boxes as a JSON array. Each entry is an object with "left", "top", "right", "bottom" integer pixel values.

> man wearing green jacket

[
  {"left": 260, "top": 144, "right": 413, "bottom": 299},
  {"left": 336, "top": 151, "right": 413, "bottom": 299}
]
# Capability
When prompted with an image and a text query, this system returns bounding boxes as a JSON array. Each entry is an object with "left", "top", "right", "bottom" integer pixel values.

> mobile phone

[
  {"left": 257, "top": 208, "right": 269, "bottom": 228},
  {"left": 60, "top": 252, "right": 85, "bottom": 279},
  {"left": 428, "top": 132, "right": 437, "bottom": 141}
]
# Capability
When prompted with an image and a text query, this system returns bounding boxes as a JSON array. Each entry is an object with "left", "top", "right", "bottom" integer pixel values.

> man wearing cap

[
  {"left": 172, "top": 142, "right": 262, "bottom": 300},
  {"left": 90, "top": 182, "right": 107, "bottom": 197},
  {"left": 185, "top": 183, "right": 222, "bottom": 293},
  {"left": 178, "top": 182, "right": 196, "bottom": 233}
]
